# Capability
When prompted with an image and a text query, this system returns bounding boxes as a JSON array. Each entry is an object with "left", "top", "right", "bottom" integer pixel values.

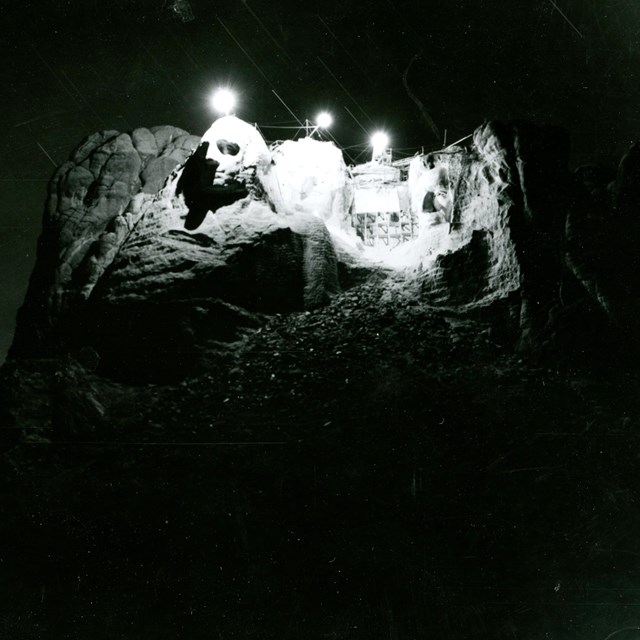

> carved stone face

[
  {"left": 200, "top": 116, "right": 271, "bottom": 183},
  {"left": 409, "top": 157, "right": 453, "bottom": 220}
]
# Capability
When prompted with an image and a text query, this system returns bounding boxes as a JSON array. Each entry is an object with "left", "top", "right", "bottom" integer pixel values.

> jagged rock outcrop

[
  {"left": 71, "top": 194, "right": 338, "bottom": 381},
  {"left": 565, "top": 143, "right": 640, "bottom": 349},
  {"left": 9, "top": 118, "right": 341, "bottom": 380},
  {"left": 419, "top": 132, "right": 521, "bottom": 309},
  {"left": 413, "top": 120, "right": 640, "bottom": 359},
  {"left": 11, "top": 125, "right": 201, "bottom": 358},
  {"left": 2, "top": 117, "right": 640, "bottom": 640},
  {"left": 412, "top": 122, "right": 566, "bottom": 350},
  {"left": 7, "top": 116, "right": 640, "bottom": 381}
]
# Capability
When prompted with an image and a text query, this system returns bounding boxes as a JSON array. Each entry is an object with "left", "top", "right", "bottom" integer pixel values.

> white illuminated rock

[
  {"left": 200, "top": 115, "right": 272, "bottom": 184},
  {"left": 269, "top": 137, "right": 353, "bottom": 230}
]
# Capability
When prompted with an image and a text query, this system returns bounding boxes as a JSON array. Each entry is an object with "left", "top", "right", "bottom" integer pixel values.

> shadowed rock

[
  {"left": 175, "top": 141, "right": 249, "bottom": 231},
  {"left": 10, "top": 126, "right": 201, "bottom": 359}
]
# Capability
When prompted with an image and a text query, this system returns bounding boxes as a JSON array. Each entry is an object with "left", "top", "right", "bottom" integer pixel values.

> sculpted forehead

[{"left": 200, "top": 115, "right": 271, "bottom": 170}]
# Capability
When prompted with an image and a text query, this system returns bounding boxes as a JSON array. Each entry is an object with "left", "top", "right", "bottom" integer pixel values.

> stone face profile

[{"left": 175, "top": 141, "right": 249, "bottom": 231}]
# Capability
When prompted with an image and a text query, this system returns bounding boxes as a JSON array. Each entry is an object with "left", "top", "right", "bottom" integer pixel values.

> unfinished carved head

[{"left": 200, "top": 115, "right": 271, "bottom": 181}]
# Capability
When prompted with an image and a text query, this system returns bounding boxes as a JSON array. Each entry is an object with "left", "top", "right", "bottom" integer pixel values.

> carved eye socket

[{"left": 216, "top": 139, "right": 241, "bottom": 156}]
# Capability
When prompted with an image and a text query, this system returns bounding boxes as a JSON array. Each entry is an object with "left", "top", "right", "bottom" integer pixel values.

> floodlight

[
  {"left": 371, "top": 131, "right": 389, "bottom": 156},
  {"left": 210, "top": 88, "right": 236, "bottom": 115},
  {"left": 316, "top": 112, "right": 333, "bottom": 129}
]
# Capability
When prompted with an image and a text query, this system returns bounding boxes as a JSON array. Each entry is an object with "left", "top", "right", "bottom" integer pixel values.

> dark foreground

[{"left": 2, "top": 273, "right": 640, "bottom": 640}]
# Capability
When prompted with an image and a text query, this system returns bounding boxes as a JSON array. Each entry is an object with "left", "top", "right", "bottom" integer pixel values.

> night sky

[{"left": 2, "top": 0, "right": 639, "bottom": 362}]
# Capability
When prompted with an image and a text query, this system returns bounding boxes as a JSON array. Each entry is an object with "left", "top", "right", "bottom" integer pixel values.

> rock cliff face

[
  {"left": 565, "top": 142, "right": 640, "bottom": 350},
  {"left": 413, "top": 120, "right": 640, "bottom": 360},
  {"left": 8, "top": 117, "right": 640, "bottom": 376},
  {"left": 77, "top": 196, "right": 338, "bottom": 381},
  {"left": 11, "top": 125, "right": 201, "bottom": 358},
  {"left": 9, "top": 118, "right": 342, "bottom": 380},
  {"left": 2, "top": 119, "right": 640, "bottom": 640},
  {"left": 429, "top": 121, "right": 570, "bottom": 348}
]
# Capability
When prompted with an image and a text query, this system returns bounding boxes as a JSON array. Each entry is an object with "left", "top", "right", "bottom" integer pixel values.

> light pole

[{"left": 304, "top": 111, "right": 333, "bottom": 138}]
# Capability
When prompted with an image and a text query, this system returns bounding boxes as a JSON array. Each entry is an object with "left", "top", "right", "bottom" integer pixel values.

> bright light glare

[
  {"left": 316, "top": 112, "right": 333, "bottom": 128},
  {"left": 371, "top": 131, "right": 389, "bottom": 155},
  {"left": 210, "top": 88, "right": 236, "bottom": 115}
]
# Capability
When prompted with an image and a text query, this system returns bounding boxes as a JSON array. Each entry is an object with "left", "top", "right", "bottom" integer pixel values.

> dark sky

[{"left": 1, "top": 0, "right": 639, "bottom": 361}]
